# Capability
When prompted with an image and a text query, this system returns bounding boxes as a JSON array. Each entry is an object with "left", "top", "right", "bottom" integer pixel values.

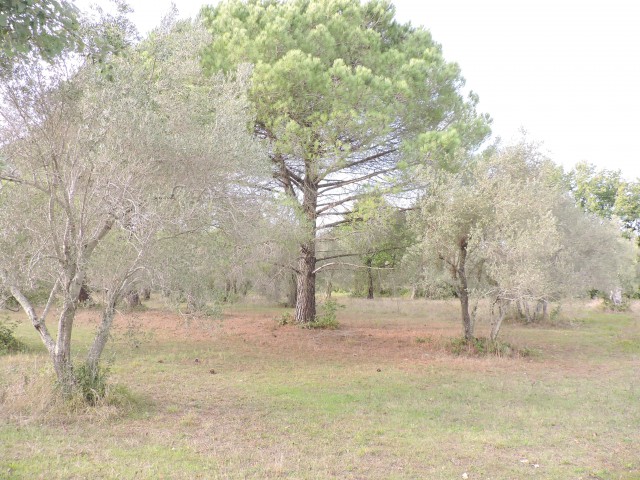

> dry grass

[{"left": 1, "top": 297, "right": 639, "bottom": 479}]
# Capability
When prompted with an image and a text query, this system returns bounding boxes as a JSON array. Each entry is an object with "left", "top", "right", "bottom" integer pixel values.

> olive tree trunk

[
  {"left": 454, "top": 237, "right": 474, "bottom": 341},
  {"left": 490, "top": 298, "right": 509, "bottom": 341}
]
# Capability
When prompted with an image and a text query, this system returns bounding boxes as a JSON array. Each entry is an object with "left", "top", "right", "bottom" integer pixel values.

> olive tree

[
  {"left": 201, "top": 0, "right": 490, "bottom": 323},
  {"left": 0, "top": 17, "right": 263, "bottom": 392},
  {"left": 413, "top": 142, "right": 633, "bottom": 341}
]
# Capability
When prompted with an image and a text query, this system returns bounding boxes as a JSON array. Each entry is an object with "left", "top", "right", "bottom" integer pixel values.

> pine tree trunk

[
  {"left": 366, "top": 258, "right": 374, "bottom": 300},
  {"left": 295, "top": 240, "right": 316, "bottom": 323},
  {"left": 294, "top": 172, "right": 318, "bottom": 324}
]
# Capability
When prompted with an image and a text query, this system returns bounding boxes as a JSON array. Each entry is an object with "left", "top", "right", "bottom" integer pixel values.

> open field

[{"left": 1, "top": 298, "right": 639, "bottom": 479}]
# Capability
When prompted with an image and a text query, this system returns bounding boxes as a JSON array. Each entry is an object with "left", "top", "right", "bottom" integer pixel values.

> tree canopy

[
  {"left": 568, "top": 161, "right": 640, "bottom": 241},
  {"left": 412, "top": 142, "right": 634, "bottom": 340},
  {"left": 201, "top": 0, "right": 490, "bottom": 323},
  {"left": 0, "top": 15, "right": 264, "bottom": 389},
  {"left": 0, "top": 0, "right": 80, "bottom": 74}
]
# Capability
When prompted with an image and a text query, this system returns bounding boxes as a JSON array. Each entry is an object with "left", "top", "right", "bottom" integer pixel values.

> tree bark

[
  {"left": 124, "top": 290, "right": 140, "bottom": 308},
  {"left": 86, "top": 293, "right": 118, "bottom": 372},
  {"left": 455, "top": 237, "right": 474, "bottom": 340},
  {"left": 53, "top": 271, "right": 85, "bottom": 390},
  {"left": 295, "top": 240, "right": 316, "bottom": 323},
  {"left": 366, "top": 258, "right": 374, "bottom": 300},
  {"left": 294, "top": 170, "right": 318, "bottom": 324},
  {"left": 141, "top": 287, "right": 151, "bottom": 301},
  {"left": 490, "top": 298, "right": 509, "bottom": 341},
  {"left": 10, "top": 284, "right": 56, "bottom": 355},
  {"left": 458, "top": 284, "right": 473, "bottom": 341},
  {"left": 78, "top": 284, "right": 91, "bottom": 303},
  {"left": 522, "top": 300, "right": 533, "bottom": 323},
  {"left": 224, "top": 279, "right": 232, "bottom": 302}
]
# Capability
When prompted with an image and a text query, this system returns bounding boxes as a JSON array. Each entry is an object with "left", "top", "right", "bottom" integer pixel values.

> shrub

[
  {"left": 0, "top": 316, "right": 27, "bottom": 355},
  {"left": 72, "top": 363, "right": 110, "bottom": 405},
  {"left": 275, "top": 311, "right": 293, "bottom": 326},
  {"left": 601, "top": 297, "right": 630, "bottom": 312},
  {"left": 303, "top": 299, "right": 342, "bottom": 330}
]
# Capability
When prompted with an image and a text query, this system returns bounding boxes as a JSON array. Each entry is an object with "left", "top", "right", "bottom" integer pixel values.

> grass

[{"left": 1, "top": 298, "right": 639, "bottom": 479}]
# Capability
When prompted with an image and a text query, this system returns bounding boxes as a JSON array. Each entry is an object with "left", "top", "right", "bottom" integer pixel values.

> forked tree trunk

[{"left": 53, "top": 272, "right": 85, "bottom": 392}]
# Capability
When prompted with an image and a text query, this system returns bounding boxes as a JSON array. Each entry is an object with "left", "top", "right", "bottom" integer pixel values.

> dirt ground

[{"left": 76, "top": 297, "right": 638, "bottom": 375}]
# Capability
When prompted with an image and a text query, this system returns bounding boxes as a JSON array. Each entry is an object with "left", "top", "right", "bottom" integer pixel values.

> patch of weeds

[
  {"left": 59, "top": 381, "right": 149, "bottom": 421},
  {"left": 72, "top": 363, "right": 110, "bottom": 405},
  {"left": 618, "top": 336, "right": 640, "bottom": 354},
  {"left": 415, "top": 336, "right": 432, "bottom": 345},
  {"left": 602, "top": 297, "right": 630, "bottom": 312},
  {"left": 448, "top": 337, "right": 534, "bottom": 358},
  {"left": 275, "top": 311, "right": 294, "bottom": 326},
  {"left": 105, "top": 384, "right": 146, "bottom": 411},
  {"left": 179, "top": 411, "right": 199, "bottom": 427},
  {"left": 0, "top": 315, "right": 27, "bottom": 355},
  {"left": 303, "top": 299, "right": 342, "bottom": 329},
  {"left": 115, "top": 316, "right": 154, "bottom": 349}
]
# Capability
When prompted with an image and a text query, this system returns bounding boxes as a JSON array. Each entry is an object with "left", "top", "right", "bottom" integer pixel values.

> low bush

[
  {"left": 303, "top": 299, "right": 342, "bottom": 330},
  {"left": 275, "top": 311, "right": 293, "bottom": 326},
  {"left": 0, "top": 316, "right": 27, "bottom": 355},
  {"left": 72, "top": 363, "right": 110, "bottom": 405}
]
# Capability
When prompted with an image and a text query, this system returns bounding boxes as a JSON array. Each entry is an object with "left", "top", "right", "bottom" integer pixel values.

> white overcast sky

[{"left": 77, "top": 0, "right": 640, "bottom": 180}]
